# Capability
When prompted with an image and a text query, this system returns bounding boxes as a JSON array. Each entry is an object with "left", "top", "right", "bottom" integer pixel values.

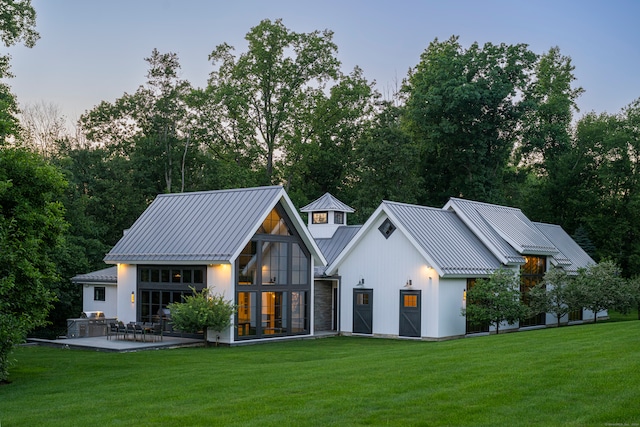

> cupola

[{"left": 300, "top": 192, "right": 354, "bottom": 239}]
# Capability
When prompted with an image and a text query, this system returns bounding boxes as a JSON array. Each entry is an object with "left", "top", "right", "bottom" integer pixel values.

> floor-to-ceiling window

[
  {"left": 236, "top": 204, "right": 311, "bottom": 340},
  {"left": 137, "top": 266, "right": 207, "bottom": 324},
  {"left": 520, "top": 256, "right": 546, "bottom": 327}
]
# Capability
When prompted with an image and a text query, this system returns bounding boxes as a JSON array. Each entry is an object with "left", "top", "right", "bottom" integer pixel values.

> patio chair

[
  {"left": 133, "top": 323, "right": 147, "bottom": 342},
  {"left": 151, "top": 323, "right": 163, "bottom": 342},
  {"left": 125, "top": 322, "right": 137, "bottom": 341},
  {"left": 107, "top": 322, "right": 120, "bottom": 340}
]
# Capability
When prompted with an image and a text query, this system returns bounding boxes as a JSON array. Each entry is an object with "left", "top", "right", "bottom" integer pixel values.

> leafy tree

[
  {"left": 349, "top": 101, "right": 423, "bottom": 222},
  {"left": 0, "top": 146, "right": 67, "bottom": 381},
  {"left": 575, "top": 260, "right": 629, "bottom": 323},
  {"left": 0, "top": 0, "right": 39, "bottom": 143},
  {"left": 202, "top": 18, "right": 341, "bottom": 184},
  {"left": 282, "top": 66, "right": 376, "bottom": 209},
  {"left": 461, "top": 268, "right": 527, "bottom": 334},
  {"left": 528, "top": 267, "right": 576, "bottom": 327},
  {"left": 168, "top": 287, "right": 236, "bottom": 346},
  {"left": 80, "top": 49, "right": 194, "bottom": 194},
  {"left": 404, "top": 36, "right": 537, "bottom": 206},
  {"left": 519, "top": 47, "right": 583, "bottom": 169}
]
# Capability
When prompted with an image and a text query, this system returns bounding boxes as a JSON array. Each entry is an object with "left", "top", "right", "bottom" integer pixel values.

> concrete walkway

[{"left": 28, "top": 335, "right": 203, "bottom": 352}]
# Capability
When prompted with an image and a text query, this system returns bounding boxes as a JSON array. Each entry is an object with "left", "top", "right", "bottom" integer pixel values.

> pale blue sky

[{"left": 5, "top": 0, "right": 640, "bottom": 126}]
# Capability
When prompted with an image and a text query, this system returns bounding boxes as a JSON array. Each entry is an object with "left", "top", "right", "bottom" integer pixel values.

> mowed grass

[{"left": 2, "top": 321, "right": 640, "bottom": 426}]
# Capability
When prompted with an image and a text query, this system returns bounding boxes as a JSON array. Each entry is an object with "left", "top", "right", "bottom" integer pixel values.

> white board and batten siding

[{"left": 339, "top": 213, "right": 454, "bottom": 339}]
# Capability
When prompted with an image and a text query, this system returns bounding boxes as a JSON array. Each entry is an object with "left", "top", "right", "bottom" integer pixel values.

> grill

[
  {"left": 157, "top": 308, "right": 172, "bottom": 332},
  {"left": 67, "top": 311, "right": 113, "bottom": 338},
  {"left": 81, "top": 311, "right": 105, "bottom": 319}
]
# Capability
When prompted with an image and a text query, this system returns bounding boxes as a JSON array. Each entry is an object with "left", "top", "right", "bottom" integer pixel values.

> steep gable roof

[
  {"left": 104, "top": 186, "right": 325, "bottom": 265},
  {"left": 444, "top": 198, "right": 558, "bottom": 264},
  {"left": 300, "top": 192, "right": 355, "bottom": 213},
  {"left": 534, "top": 222, "right": 595, "bottom": 272},
  {"left": 327, "top": 201, "right": 502, "bottom": 278}
]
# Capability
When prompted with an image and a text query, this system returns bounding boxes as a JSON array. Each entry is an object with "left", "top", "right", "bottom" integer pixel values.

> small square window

[
  {"left": 312, "top": 212, "right": 328, "bottom": 224},
  {"left": 378, "top": 218, "right": 396, "bottom": 239},
  {"left": 94, "top": 287, "right": 106, "bottom": 301},
  {"left": 334, "top": 211, "right": 344, "bottom": 225}
]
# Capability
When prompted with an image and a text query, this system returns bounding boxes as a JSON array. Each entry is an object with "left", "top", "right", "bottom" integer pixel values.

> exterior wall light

[
  {"left": 131, "top": 291, "right": 135, "bottom": 304},
  {"left": 356, "top": 277, "right": 365, "bottom": 287},
  {"left": 405, "top": 278, "right": 412, "bottom": 288}
]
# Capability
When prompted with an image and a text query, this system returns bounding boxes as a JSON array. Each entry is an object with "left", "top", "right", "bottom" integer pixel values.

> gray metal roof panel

[
  {"left": 71, "top": 266, "right": 118, "bottom": 284},
  {"left": 445, "top": 198, "right": 535, "bottom": 263},
  {"left": 104, "top": 186, "right": 284, "bottom": 263},
  {"left": 533, "top": 222, "right": 595, "bottom": 272},
  {"left": 315, "top": 225, "right": 361, "bottom": 275},
  {"left": 384, "top": 201, "right": 503, "bottom": 276},
  {"left": 300, "top": 192, "right": 355, "bottom": 213}
]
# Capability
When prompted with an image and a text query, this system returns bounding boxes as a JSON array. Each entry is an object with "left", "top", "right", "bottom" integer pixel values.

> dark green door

[
  {"left": 353, "top": 289, "right": 373, "bottom": 334},
  {"left": 399, "top": 290, "right": 421, "bottom": 337}
]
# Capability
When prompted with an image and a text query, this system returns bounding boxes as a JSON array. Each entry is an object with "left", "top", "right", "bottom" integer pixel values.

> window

[
  {"left": 261, "top": 242, "right": 288, "bottom": 285},
  {"left": 520, "top": 256, "right": 547, "bottom": 327},
  {"left": 403, "top": 294, "right": 418, "bottom": 308},
  {"left": 237, "top": 292, "right": 256, "bottom": 337},
  {"left": 291, "top": 243, "right": 308, "bottom": 285},
  {"left": 291, "top": 291, "right": 308, "bottom": 333},
  {"left": 334, "top": 211, "right": 344, "bottom": 225},
  {"left": 312, "top": 211, "right": 328, "bottom": 224},
  {"left": 378, "top": 218, "right": 396, "bottom": 239},
  {"left": 235, "top": 204, "right": 310, "bottom": 340},
  {"left": 262, "top": 292, "right": 287, "bottom": 335},
  {"left": 94, "top": 286, "right": 106, "bottom": 301},
  {"left": 137, "top": 266, "right": 207, "bottom": 323}
]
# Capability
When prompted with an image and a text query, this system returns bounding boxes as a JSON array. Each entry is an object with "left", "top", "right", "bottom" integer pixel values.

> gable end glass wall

[{"left": 236, "top": 204, "right": 311, "bottom": 340}]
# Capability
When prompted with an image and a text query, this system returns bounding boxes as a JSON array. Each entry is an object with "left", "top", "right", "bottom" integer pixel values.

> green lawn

[{"left": 2, "top": 321, "right": 640, "bottom": 426}]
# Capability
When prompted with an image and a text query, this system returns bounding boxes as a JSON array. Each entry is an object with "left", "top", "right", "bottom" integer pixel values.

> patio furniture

[{"left": 107, "top": 322, "right": 120, "bottom": 340}]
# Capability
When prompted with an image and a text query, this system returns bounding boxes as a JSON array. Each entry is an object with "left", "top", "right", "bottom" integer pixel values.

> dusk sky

[{"left": 5, "top": 0, "right": 640, "bottom": 127}]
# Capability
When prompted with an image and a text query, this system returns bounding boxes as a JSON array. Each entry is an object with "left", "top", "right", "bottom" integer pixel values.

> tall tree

[
  {"left": 0, "top": 147, "right": 67, "bottom": 381},
  {"left": 349, "top": 101, "right": 423, "bottom": 222},
  {"left": 80, "top": 49, "right": 193, "bottom": 194},
  {"left": 404, "top": 36, "right": 537, "bottom": 206},
  {"left": 202, "top": 18, "right": 341, "bottom": 184},
  {"left": 281, "top": 66, "right": 376, "bottom": 208},
  {"left": 519, "top": 47, "right": 583, "bottom": 168},
  {"left": 0, "top": 0, "right": 39, "bottom": 144}
]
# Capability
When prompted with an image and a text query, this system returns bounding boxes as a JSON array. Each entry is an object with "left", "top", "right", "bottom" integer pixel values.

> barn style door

[
  {"left": 399, "top": 290, "right": 421, "bottom": 337},
  {"left": 353, "top": 289, "right": 373, "bottom": 334}
]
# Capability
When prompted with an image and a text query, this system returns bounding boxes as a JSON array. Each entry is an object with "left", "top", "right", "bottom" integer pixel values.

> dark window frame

[
  {"left": 235, "top": 203, "right": 311, "bottom": 341},
  {"left": 94, "top": 286, "right": 106, "bottom": 301},
  {"left": 378, "top": 218, "right": 396, "bottom": 239}
]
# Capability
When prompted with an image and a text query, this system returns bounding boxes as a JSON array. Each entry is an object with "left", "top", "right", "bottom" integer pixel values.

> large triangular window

[{"left": 257, "top": 207, "right": 292, "bottom": 236}]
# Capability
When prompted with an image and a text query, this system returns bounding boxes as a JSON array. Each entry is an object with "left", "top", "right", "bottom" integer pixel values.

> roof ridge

[
  {"left": 449, "top": 197, "right": 521, "bottom": 211},
  {"left": 383, "top": 200, "right": 452, "bottom": 212},
  {"left": 156, "top": 186, "right": 283, "bottom": 198}
]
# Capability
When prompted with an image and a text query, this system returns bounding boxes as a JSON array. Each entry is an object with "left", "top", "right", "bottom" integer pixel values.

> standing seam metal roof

[
  {"left": 446, "top": 198, "right": 549, "bottom": 264},
  {"left": 315, "top": 225, "right": 362, "bottom": 276},
  {"left": 383, "top": 201, "right": 502, "bottom": 276},
  {"left": 300, "top": 192, "right": 355, "bottom": 213},
  {"left": 70, "top": 266, "right": 118, "bottom": 283},
  {"left": 104, "top": 186, "right": 284, "bottom": 263},
  {"left": 534, "top": 222, "right": 595, "bottom": 272}
]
